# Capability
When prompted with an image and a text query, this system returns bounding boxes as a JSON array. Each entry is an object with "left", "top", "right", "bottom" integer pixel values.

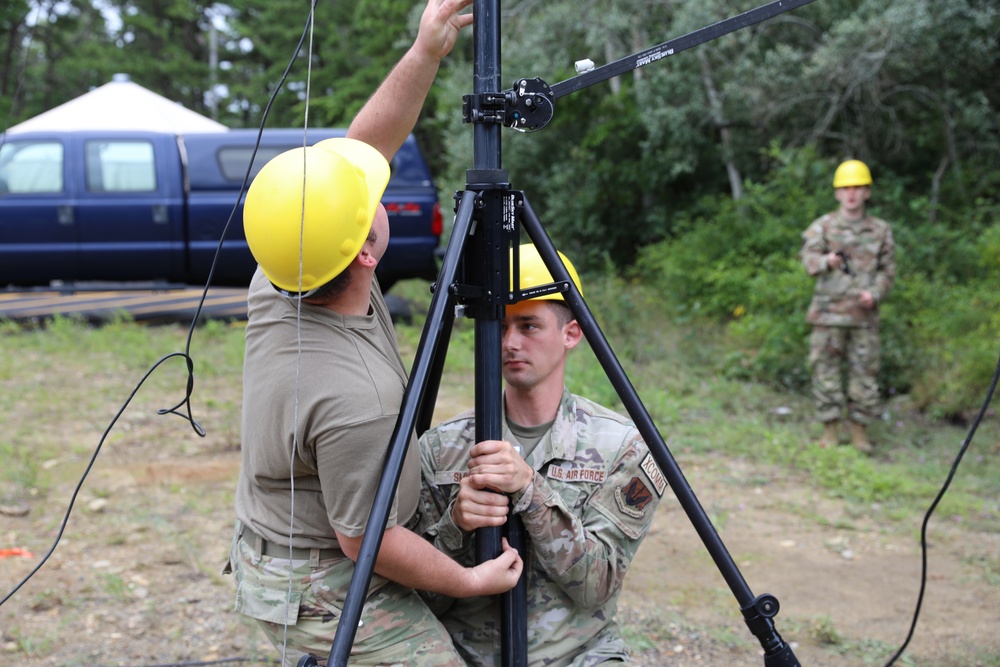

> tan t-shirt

[{"left": 235, "top": 267, "right": 419, "bottom": 549}]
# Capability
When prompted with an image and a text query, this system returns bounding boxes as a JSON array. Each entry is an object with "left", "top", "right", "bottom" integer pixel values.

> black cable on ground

[
  {"left": 883, "top": 350, "right": 1000, "bottom": 667},
  {"left": 0, "top": 2, "right": 317, "bottom": 611}
]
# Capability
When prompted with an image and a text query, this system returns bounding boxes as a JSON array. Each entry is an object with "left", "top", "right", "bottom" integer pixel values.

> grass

[
  {"left": 1, "top": 277, "right": 998, "bottom": 665},
  {"left": 4, "top": 276, "right": 997, "bottom": 535},
  {"left": 0, "top": 312, "right": 245, "bottom": 515},
  {"left": 98, "top": 572, "right": 131, "bottom": 602},
  {"left": 391, "top": 280, "right": 999, "bottom": 665},
  {"left": 393, "top": 276, "right": 1000, "bottom": 540}
]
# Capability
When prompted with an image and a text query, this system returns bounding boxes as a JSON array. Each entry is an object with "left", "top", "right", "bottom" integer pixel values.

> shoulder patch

[
  {"left": 640, "top": 452, "right": 667, "bottom": 497},
  {"left": 615, "top": 477, "right": 654, "bottom": 518}
]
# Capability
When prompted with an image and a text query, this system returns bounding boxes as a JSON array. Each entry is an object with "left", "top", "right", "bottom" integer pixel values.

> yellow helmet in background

[
  {"left": 510, "top": 243, "right": 583, "bottom": 301},
  {"left": 243, "top": 138, "right": 390, "bottom": 295},
  {"left": 832, "top": 159, "right": 873, "bottom": 188}
]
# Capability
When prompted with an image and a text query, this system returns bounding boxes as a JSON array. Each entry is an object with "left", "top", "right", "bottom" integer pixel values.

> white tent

[{"left": 6, "top": 74, "right": 228, "bottom": 134}]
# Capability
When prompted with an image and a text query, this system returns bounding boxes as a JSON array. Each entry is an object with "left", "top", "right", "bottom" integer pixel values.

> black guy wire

[
  {"left": 0, "top": 3, "right": 317, "bottom": 610},
  {"left": 0, "top": 352, "right": 192, "bottom": 607},
  {"left": 883, "top": 349, "right": 1000, "bottom": 667}
]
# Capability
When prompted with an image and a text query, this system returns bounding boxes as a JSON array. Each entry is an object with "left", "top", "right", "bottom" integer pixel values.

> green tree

[
  {"left": 0, "top": 1, "right": 33, "bottom": 123},
  {"left": 429, "top": 0, "right": 998, "bottom": 272},
  {"left": 759, "top": 0, "right": 1000, "bottom": 216},
  {"left": 433, "top": 0, "right": 687, "bottom": 267},
  {"left": 2, "top": 1, "right": 122, "bottom": 126},
  {"left": 101, "top": 0, "right": 216, "bottom": 115},
  {"left": 220, "top": 0, "right": 421, "bottom": 130}
]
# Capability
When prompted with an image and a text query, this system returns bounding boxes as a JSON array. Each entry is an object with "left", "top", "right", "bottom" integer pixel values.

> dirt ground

[{"left": 2, "top": 388, "right": 999, "bottom": 667}]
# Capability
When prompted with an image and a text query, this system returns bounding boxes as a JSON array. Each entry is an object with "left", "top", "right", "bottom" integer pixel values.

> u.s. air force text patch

[{"left": 546, "top": 463, "right": 607, "bottom": 483}]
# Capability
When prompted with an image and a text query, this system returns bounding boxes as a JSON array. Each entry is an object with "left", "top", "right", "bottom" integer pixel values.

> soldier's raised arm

[{"left": 348, "top": 0, "right": 473, "bottom": 161}]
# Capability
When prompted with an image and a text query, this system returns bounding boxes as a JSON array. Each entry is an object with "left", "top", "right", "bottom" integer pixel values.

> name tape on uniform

[{"left": 546, "top": 463, "right": 607, "bottom": 484}]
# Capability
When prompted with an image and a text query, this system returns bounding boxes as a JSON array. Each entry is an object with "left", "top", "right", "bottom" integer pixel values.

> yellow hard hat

[
  {"left": 832, "top": 159, "right": 873, "bottom": 188},
  {"left": 243, "top": 138, "right": 390, "bottom": 295},
  {"left": 510, "top": 243, "right": 583, "bottom": 301}
]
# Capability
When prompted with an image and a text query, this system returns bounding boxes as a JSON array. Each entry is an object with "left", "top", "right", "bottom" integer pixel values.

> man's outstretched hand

[{"left": 416, "top": 0, "right": 474, "bottom": 61}]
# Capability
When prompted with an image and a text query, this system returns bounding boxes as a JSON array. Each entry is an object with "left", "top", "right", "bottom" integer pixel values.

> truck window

[
  {"left": 388, "top": 147, "right": 432, "bottom": 187},
  {"left": 0, "top": 140, "right": 64, "bottom": 194},
  {"left": 217, "top": 146, "right": 288, "bottom": 183},
  {"left": 84, "top": 140, "right": 157, "bottom": 192},
  {"left": 213, "top": 142, "right": 425, "bottom": 186}
]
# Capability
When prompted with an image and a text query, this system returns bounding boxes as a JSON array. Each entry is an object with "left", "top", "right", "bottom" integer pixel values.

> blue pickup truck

[{"left": 0, "top": 128, "right": 442, "bottom": 290}]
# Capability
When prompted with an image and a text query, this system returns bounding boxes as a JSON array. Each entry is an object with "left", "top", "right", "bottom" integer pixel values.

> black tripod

[{"left": 301, "top": 1, "right": 818, "bottom": 665}]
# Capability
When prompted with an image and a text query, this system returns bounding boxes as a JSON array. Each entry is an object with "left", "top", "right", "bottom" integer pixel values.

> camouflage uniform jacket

[
  {"left": 415, "top": 388, "right": 666, "bottom": 667},
  {"left": 801, "top": 211, "right": 895, "bottom": 328}
]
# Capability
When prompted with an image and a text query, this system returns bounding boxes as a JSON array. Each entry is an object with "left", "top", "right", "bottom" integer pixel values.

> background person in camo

[
  {"left": 414, "top": 244, "right": 666, "bottom": 666},
  {"left": 801, "top": 159, "right": 896, "bottom": 452},
  {"left": 225, "top": 2, "right": 523, "bottom": 666}
]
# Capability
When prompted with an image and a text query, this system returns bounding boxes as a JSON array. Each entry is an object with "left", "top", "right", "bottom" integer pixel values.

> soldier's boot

[
  {"left": 849, "top": 422, "right": 873, "bottom": 453},
  {"left": 819, "top": 421, "right": 839, "bottom": 448}
]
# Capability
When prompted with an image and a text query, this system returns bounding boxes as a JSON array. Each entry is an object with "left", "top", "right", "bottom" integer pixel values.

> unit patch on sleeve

[
  {"left": 640, "top": 452, "right": 667, "bottom": 497},
  {"left": 614, "top": 477, "right": 654, "bottom": 518}
]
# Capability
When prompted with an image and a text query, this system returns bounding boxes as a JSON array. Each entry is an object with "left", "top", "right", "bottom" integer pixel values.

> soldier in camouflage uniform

[
  {"left": 414, "top": 245, "right": 666, "bottom": 666},
  {"left": 225, "top": 3, "right": 523, "bottom": 665},
  {"left": 801, "top": 159, "right": 895, "bottom": 451}
]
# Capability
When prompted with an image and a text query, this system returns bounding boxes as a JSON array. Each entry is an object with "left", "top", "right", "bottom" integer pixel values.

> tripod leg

[
  {"left": 414, "top": 299, "right": 455, "bottom": 437},
  {"left": 324, "top": 191, "right": 479, "bottom": 667},
  {"left": 415, "top": 212, "right": 464, "bottom": 436},
  {"left": 519, "top": 193, "right": 798, "bottom": 666}
]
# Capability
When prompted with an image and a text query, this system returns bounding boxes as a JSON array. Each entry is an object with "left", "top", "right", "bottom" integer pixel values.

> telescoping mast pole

[{"left": 466, "top": 2, "right": 529, "bottom": 664}]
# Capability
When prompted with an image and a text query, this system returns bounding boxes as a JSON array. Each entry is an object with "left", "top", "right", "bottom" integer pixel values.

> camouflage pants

[
  {"left": 808, "top": 325, "right": 881, "bottom": 425},
  {"left": 227, "top": 525, "right": 465, "bottom": 667}
]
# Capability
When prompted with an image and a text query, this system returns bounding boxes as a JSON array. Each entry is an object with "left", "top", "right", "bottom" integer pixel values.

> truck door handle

[
  {"left": 152, "top": 204, "right": 168, "bottom": 224},
  {"left": 58, "top": 205, "right": 74, "bottom": 225}
]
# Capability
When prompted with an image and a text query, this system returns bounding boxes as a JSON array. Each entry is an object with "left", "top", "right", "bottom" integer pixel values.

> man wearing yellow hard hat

[
  {"left": 227, "top": 2, "right": 522, "bottom": 665},
  {"left": 801, "top": 160, "right": 896, "bottom": 452},
  {"left": 416, "top": 244, "right": 665, "bottom": 665}
]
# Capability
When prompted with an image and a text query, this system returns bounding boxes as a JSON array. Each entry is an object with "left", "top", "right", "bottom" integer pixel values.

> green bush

[
  {"left": 725, "top": 255, "right": 813, "bottom": 390},
  {"left": 637, "top": 145, "right": 1000, "bottom": 418},
  {"left": 901, "top": 280, "right": 1000, "bottom": 418},
  {"left": 636, "top": 146, "right": 830, "bottom": 387}
]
